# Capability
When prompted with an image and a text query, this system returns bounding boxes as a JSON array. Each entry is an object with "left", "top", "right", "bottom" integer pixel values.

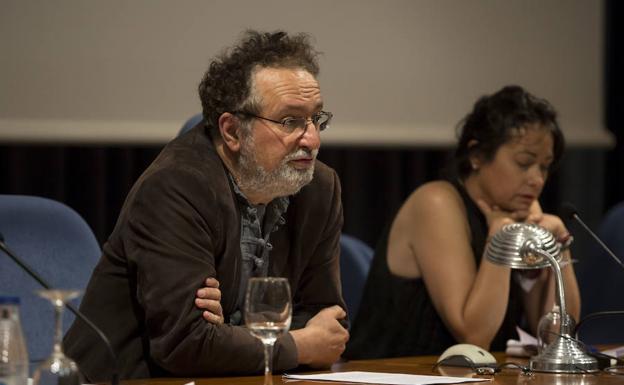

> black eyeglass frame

[{"left": 232, "top": 110, "right": 333, "bottom": 134}]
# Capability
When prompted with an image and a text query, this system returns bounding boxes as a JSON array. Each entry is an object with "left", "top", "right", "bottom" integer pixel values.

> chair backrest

[
  {"left": 339, "top": 234, "right": 374, "bottom": 321},
  {"left": 179, "top": 113, "right": 203, "bottom": 137},
  {"left": 0, "top": 195, "right": 101, "bottom": 362},
  {"left": 576, "top": 201, "right": 624, "bottom": 344}
]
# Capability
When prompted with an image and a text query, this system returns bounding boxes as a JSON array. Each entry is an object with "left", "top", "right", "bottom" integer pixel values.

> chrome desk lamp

[{"left": 485, "top": 223, "right": 598, "bottom": 373}]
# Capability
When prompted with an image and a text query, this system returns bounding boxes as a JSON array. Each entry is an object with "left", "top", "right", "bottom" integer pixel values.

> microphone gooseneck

[
  {"left": 560, "top": 202, "right": 624, "bottom": 271},
  {"left": 0, "top": 235, "right": 120, "bottom": 385}
]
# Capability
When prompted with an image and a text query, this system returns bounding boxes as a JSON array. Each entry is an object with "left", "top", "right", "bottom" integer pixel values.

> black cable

[
  {"left": 574, "top": 310, "right": 624, "bottom": 340},
  {"left": 433, "top": 357, "right": 531, "bottom": 376},
  {"left": 0, "top": 238, "right": 120, "bottom": 385},
  {"left": 604, "top": 366, "right": 624, "bottom": 375},
  {"left": 541, "top": 328, "right": 624, "bottom": 371},
  {"left": 495, "top": 362, "right": 532, "bottom": 376}
]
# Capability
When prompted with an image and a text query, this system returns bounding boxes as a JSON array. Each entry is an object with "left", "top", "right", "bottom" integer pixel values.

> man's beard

[{"left": 236, "top": 134, "right": 317, "bottom": 199}]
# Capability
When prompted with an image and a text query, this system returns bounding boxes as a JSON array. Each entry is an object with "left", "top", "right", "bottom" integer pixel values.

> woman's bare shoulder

[
  {"left": 401, "top": 180, "right": 465, "bottom": 216},
  {"left": 388, "top": 180, "right": 474, "bottom": 278},
  {"left": 390, "top": 180, "right": 468, "bottom": 240}
]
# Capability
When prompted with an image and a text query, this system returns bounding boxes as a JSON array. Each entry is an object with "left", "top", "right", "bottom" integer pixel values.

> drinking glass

[
  {"left": 244, "top": 277, "right": 292, "bottom": 385},
  {"left": 33, "top": 289, "right": 83, "bottom": 385},
  {"left": 536, "top": 304, "right": 576, "bottom": 353}
]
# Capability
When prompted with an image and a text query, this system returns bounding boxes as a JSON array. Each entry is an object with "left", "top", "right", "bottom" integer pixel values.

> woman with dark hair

[{"left": 344, "top": 85, "right": 580, "bottom": 359}]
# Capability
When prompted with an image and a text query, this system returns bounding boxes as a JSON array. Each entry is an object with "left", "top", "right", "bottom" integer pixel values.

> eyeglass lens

[{"left": 284, "top": 112, "right": 331, "bottom": 132}]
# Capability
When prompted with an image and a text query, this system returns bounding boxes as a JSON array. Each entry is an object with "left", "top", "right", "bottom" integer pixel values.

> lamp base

[{"left": 529, "top": 335, "right": 599, "bottom": 373}]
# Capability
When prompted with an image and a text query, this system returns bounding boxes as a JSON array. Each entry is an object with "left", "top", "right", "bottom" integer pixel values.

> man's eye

[{"left": 282, "top": 118, "right": 302, "bottom": 130}]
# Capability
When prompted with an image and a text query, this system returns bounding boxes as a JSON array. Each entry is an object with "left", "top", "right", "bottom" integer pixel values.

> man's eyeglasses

[{"left": 233, "top": 111, "right": 333, "bottom": 134}]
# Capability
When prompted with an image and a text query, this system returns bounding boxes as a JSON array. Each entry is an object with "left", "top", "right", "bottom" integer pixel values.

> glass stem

[
  {"left": 263, "top": 342, "right": 274, "bottom": 385},
  {"left": 53, "top": 299, "right": 64, "bottom": 356}
]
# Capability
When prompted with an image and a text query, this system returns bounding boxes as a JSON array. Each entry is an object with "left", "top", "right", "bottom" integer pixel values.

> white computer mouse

[{"left": 437, "top": 343, "right": 497, "bottom": 367}]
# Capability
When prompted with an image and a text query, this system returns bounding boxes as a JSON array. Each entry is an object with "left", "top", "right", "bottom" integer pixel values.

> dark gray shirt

[{"left": 229, "top": 175, "right": 289, "bottom": 325}]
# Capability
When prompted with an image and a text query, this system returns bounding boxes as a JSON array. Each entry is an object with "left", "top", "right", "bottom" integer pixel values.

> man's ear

[{"left": 218, "top": 112, "right": 242, "bottom": 152}]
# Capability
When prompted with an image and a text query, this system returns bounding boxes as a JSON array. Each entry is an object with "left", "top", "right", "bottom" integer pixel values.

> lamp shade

[{"left": 485, "top": 223, "right": 561, "bottom": 269}]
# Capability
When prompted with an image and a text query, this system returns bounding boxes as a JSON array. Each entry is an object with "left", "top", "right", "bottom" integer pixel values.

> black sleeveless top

[{"left": 344, "top": 181, "right": 522, "bottom": 359}]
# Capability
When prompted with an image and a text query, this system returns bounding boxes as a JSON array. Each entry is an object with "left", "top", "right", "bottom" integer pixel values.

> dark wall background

[
  {"left": 0, "top": 144, "right": 610, "bottom": 248},
  {"left": 0, "top": 0, "right": 621, "bottom": 279},
  {"left": 605, "top": 0, "right": 624, "bottom": 207}
]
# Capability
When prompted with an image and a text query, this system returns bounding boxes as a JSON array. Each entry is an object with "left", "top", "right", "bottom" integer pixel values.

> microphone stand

[{"left": 0, "top": 237, "right": 120, "bottom": 385}]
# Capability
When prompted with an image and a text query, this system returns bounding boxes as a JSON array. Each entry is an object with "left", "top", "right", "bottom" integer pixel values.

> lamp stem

[{"left": 525, "top": 243, "right": 568, "bottom": 335}]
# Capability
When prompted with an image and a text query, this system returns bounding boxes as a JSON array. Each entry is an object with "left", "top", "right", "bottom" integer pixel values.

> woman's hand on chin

[
  {"left": 524, "top": 200, "right": 544, "bottom": 224},
  {"left": 521, "top": 200, "right": 567, "bottom": 239},
  {"left": 476, "top": 199, "right": 517, "bottom": 238}
]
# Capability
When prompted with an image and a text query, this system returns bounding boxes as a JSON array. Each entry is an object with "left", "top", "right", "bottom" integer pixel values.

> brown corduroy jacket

[{"left": 63, "top": 125, "right": 345, "bottom": 381}]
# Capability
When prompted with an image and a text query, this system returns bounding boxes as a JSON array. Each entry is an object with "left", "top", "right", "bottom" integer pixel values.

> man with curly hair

[{"left": 64, "top": 30, "right": 349, "bottom": 380}]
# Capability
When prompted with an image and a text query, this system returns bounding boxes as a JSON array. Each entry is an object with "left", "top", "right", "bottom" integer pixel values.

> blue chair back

[
  {"left": 577, "top": 201, "right": 624, "bottom": 344},
  {"left": 179, "top": 113, "right": 203, "bottom": 137},
  {"left": 0, "top": 195, "right": 101, "bottom": 363},
  {"left": 339, "top": 234, "right": 374, "bottom": 321}
]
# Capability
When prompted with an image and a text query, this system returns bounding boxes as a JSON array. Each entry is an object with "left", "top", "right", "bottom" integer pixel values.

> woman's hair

[
  {"left": 454, "top": 85, "right": 565, "bottom": 179},
  {"left": 198, "top": 30, "right": 320, "bottom": 134}
]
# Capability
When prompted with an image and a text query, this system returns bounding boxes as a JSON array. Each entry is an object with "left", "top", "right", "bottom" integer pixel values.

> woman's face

[{"left": 471, "top": 125, "right": 554, "bottom": 217}]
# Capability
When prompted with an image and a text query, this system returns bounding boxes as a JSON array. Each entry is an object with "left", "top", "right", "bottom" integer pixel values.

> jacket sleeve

[
  {"left": 123, "top": 167, "right": 298, "bottom": 376},
  {"left": 290, "top": 168, "right": 347, "bottom": 330}
]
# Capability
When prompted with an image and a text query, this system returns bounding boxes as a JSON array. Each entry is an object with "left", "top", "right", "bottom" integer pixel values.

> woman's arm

[{"left": 387, "top": 181, "right": 518, "bottom": 349}]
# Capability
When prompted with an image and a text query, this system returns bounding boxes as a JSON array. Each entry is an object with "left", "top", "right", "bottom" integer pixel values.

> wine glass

[
  {"left": 244, "top": 277, "right": 292, "bottom": 385},
  {"left": 33, "top": 289, "right": 83, "bottom": 385}
]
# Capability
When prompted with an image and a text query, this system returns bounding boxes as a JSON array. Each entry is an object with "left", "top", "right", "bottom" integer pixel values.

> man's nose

[{"left": 298, "top": 120, "right": 321, "bottom": 150}]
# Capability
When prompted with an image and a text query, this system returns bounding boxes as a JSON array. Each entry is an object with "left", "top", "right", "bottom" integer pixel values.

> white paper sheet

[
  {"left": 505, "top": 326, "right": 538, "bottom": 357},
  {"left": 601, "top": 345, "right": 624, "bottom": 358},
  {"left": 283, "top": 371, "right": 491, "bottom": 384}
]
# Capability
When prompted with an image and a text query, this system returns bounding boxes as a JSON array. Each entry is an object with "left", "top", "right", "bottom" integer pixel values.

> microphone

[
  {"left": 560, "top": 202, "right": 624, "bottom": 271},
  {"left": 0, "top": 232, "right": 120, "bottom": 385}
]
